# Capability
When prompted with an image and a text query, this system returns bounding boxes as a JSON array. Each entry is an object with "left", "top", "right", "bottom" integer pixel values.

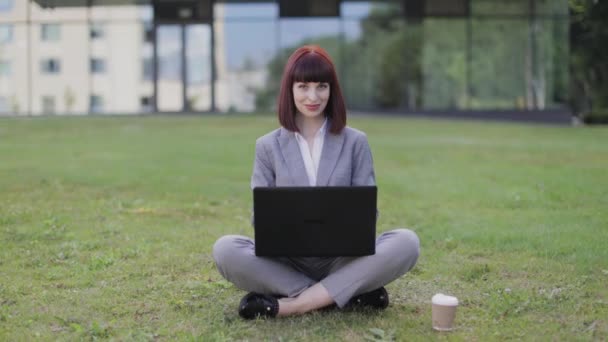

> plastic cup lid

[{"left": 432, "top": 293, "right": 459, "bottom": 306}]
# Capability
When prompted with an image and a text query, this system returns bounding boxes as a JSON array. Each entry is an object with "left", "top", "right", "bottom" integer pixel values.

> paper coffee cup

[{"left": 432, "top": 293, "right": 458, "bottom": 331}]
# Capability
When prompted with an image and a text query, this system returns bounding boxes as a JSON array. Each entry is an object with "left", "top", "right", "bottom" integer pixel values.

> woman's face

[{"left": 292, "top": 81, "right": 330, "bottom": 119}]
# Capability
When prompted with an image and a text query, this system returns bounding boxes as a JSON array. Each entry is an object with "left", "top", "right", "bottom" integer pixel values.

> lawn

[{"left": 0, "top": 114, "right": 607, "bottom": 341}]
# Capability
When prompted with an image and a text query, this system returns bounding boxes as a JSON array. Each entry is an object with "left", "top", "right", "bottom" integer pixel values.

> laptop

[{"left": 253, "top": 186, "right": 377, "bottom": 257}]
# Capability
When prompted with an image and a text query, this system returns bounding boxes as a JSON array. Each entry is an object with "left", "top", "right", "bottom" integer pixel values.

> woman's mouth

[{"left": 305, "top": 104, "right": 320, "bottom": 111}]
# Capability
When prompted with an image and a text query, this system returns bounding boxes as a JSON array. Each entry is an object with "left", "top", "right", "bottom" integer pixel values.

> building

[{"left": 0, "top": 0, "right": 570, "bottom": 119}]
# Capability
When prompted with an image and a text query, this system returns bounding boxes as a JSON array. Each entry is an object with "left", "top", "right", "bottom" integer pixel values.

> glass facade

[
  {"left": 214, "top": 3, "right": 278, "bottom": 112},
  {"left": 185, "top": 24, "right": 212, "bottom": 111},
  {"left": 421, "top": 19, "right": 467, "bottom": 109},
  {"left": 156, "top": 24, "right": 183, "bottom": 112},
  {"left": 0, "top": 0, "right": 571, "bottom": 116},
  {"left": 470, "top": 18, "right": 530, "bottom": 109},
  {"left": 0, "top": 59, "right": 10, "bottom": 75},
  {"left": 0, "top": 23, "right": 12, "bottom": 43}
]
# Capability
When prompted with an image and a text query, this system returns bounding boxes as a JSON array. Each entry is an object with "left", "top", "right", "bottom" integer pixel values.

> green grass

[{"left": 0, "top": 114, "right": 607, "bottom": 341}]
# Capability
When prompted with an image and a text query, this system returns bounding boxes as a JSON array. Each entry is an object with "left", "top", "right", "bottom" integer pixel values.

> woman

[{"left": 213, "top": 45, "right": 420, "bottom": 319}]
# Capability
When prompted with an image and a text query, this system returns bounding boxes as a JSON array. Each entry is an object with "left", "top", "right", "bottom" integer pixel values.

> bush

[{"left": 583, "top": 110, "right": 608, "bottom": 124}]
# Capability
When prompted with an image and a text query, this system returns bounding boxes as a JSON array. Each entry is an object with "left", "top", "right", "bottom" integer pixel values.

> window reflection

[
  {"left": 0, "top": 0, "right": 14, "bottom": 12},
  {"left": 215, "top": 8, "right": 277, "bottom": 112},
  {"left": 40, "top": 58, "right": 60, "bottom": 73},
  {"left": 186, "top": 24, "right": 211, "bottom": 111},
  {"left": 0, "top": 59, "right": 10, "bottom": 75},
  {"left": 471, "top": 19, "right": 529, "bottom": 109},
  {"left": 340, "top": 7, "right": 414, "bottom": 110},
  {"left": 279, "top": 18, "right": 341, "bottom": 54},
  {"left": 0, "top": 0, "right": 572, "bottom": 114},
  {"left": 0, "top": 0, "right": 26, "bottom": 21},
  {"left": 471, "top": 0, "right": 530, "bottom": 16},
  {"left": 533, "top": 19, "right": 569, "bottom": 109},
  {"left": 421, "top": 19, "right": 467, "bottom": 109},
  {"left": 41, "top": 95, "right": 55, "bottom": 114},
  {"left": 536, "top": 0, "right": 569, "bottom": 16},
  {"left": 89, "top": 94, "right": 104, "bottom": 113},
  {"left": 90, "top": 22, "right": 104, "bottom": 39},
  {"left": 41, "top": 24, "right": 60, "bottom": 41},
  {"left": 0, "top": 24, "right": 11, "bottom": 43},
  {"left": 157, "top": 25, "right": 183, "bottom": 112},
  {"left": 0, "top": 95, "right": 8, "bottom": 114},
  {"left": 215, "top": 2, "right": 277, "bottom": 19}
]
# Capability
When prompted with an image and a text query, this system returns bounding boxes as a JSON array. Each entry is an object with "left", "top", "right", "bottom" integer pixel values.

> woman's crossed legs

[{"left": 212, "top": 229, "right": 420, "bottom": 317}]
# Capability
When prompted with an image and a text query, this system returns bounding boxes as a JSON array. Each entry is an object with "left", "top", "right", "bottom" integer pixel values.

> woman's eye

[
  {"left": 298, "top": 84, "right": 307, "bottom": 89},
  {"left": 319, "top": 83, "right": 329, "bottom": 89}
]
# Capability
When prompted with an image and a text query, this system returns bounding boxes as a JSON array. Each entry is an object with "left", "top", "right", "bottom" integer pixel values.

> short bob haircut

[{"left": 277, "top": 45, "right": 347, "bottom": 134}]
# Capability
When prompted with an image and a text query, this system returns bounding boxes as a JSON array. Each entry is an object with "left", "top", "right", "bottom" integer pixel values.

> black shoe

[
  {"left": 238, "top": 292, "right": 279, "bottom": 319},
  {"left": 345, "top": 287, "right": 389, "bottom": 310}
]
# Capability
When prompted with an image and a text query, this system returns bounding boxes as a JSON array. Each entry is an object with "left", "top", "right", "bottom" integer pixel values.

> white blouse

[{"left": 294, "top": 119, "right": 327, "bottom": 186}]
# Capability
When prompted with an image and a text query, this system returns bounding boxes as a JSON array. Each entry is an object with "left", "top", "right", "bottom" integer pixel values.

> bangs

[
  {"left": 278, "top": 44, "right": 346, "bottom": 133},
  {"left": 292, "top": 52, "right": 334, "bottom": 83}
]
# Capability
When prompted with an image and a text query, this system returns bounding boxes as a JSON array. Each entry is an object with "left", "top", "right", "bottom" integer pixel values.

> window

[
  {"left": 0, "top": 0, "right": 13, "bottom": 12},
  {"left": 140, "top": 96, "right": 153, "bottom": 112},
  {"left": 42, "top": 96, "right": 55, "bottom": 114},
  {"left": 90, "top": 95, "right": 104, "bottom": 113},
  {"left": 41, "top": 24, "right": 61, "bottom": 41},
  {"left": 214, "top": 19, "right": 276, "bottom": 112},
  {"left": 0, "top": 96, "right": 8, "bottom": 113},
  {"left": 143, "top": 21, "right": 154, "bottom": 43},
  {"left": 40, "top": 59, "right": 61, "bottom": 74},
  {"left": 0, "top": 60, "right": 10, "bottom": 76},
  {"left": 214, "top": 2, "right": 278, "bottom": 19},
  {"left": 0, "top": 24, "right": 12, "bottom": 44},
  {"left": 90, "top": 58, "right": 106, "bottom": 73},
  {"left": 90, "top": 22, "right": 104, "bottom": 39},
  {"left": 142, "top": 57, "right": 153, "bottom": 81}
]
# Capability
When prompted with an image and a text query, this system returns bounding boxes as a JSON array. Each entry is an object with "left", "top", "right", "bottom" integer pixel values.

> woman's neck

[{"left": 296, "top": 114, "right": 325, "bottom": 139}]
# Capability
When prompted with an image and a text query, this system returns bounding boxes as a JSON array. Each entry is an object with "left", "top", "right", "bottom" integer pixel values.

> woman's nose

[{"left": 307, "top": 89, "right": 318, "bottom": 100}]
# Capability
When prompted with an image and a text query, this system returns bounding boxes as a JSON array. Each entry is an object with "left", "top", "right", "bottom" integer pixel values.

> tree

[
  {"left": 253, "top": 1, "right": 574, "bottom": 113},
  {"left": 569, "top": 0, "right": 608, "bottom": 118},
  {"left": 64, "top": 86, "right": 76, "bottom": 113},
  {"left": 254, "top": 4, "right": 424, "bottom": 112}
]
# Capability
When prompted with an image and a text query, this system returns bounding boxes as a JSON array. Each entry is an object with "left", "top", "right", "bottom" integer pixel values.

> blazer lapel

[
  {"left": 277, "top": 128, "right": 310, "bottom": 186},
  {"left": 316, "top": 127, "right": 344, "bottom": 186}
]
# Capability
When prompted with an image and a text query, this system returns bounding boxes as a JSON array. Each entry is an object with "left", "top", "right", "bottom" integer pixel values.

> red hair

[{"left": 277, "top": 45, "right": 347, "bottom": 134}]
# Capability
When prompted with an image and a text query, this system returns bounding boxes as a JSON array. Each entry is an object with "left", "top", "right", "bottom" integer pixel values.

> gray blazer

[{"left": 251, "top": 123, "right": 376, "bottom": 188}]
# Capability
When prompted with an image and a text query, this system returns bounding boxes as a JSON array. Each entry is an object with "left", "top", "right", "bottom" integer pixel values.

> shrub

[{"left": 583, "top": 110, "right": 608, "bottom": 124}]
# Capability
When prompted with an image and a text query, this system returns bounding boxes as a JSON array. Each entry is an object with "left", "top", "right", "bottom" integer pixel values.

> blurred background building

[{"left": 0, "top": 0, "right": 587, "bottom": 119}]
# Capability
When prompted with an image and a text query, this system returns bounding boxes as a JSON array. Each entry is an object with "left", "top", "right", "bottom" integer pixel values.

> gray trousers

[{"left": 212, "top": 229, "right": 420, "bottom": 308}]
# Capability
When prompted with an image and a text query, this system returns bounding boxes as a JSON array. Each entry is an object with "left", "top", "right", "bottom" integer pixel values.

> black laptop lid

[{"left": 253, "top": 186, "right": 377, "bottom": 257}]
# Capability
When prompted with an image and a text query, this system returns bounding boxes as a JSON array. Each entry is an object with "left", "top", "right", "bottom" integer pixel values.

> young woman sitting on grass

[{"left": 213, "top": 45, "right": 420, "bottom": 319}]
